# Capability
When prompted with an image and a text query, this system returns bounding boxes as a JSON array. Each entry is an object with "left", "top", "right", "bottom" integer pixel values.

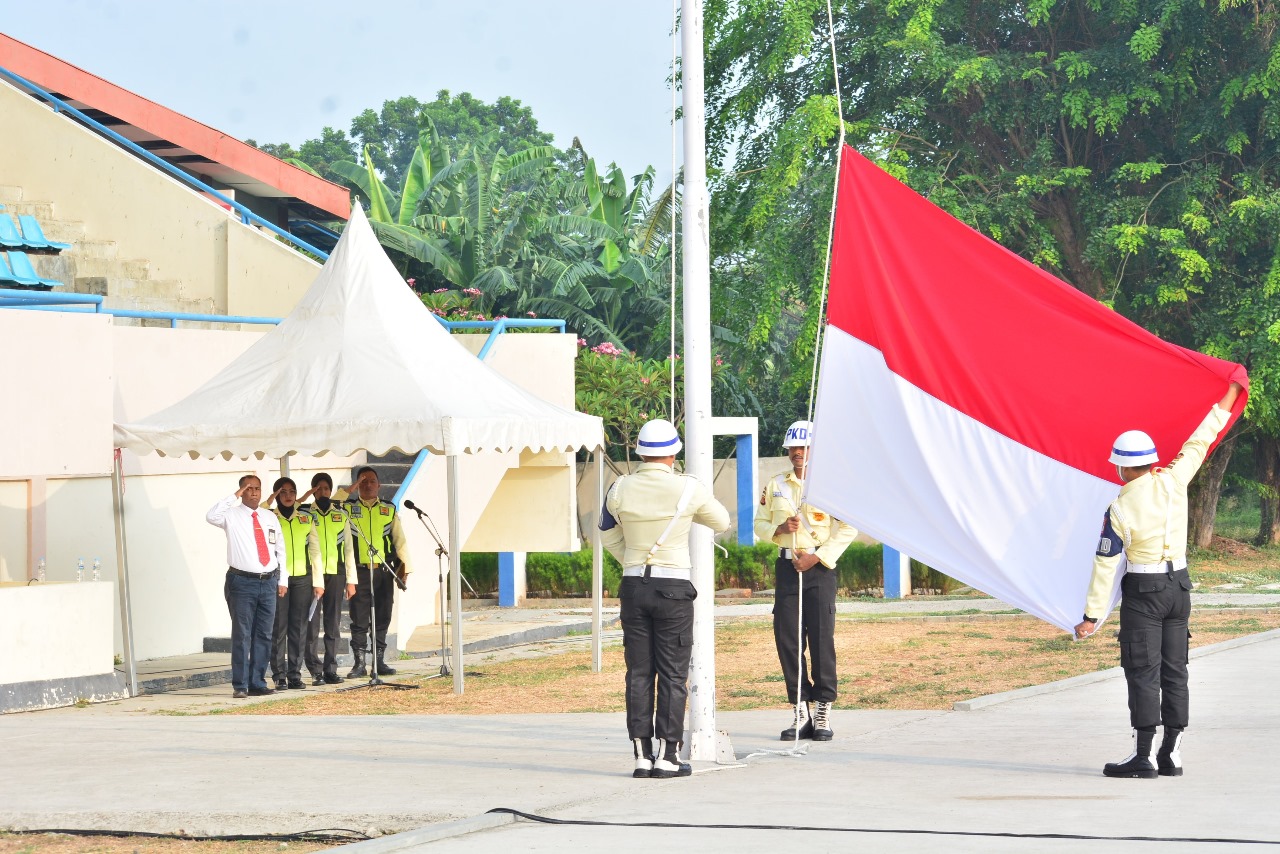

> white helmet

[
  {"left": 783, "top": 420, "right": 813, "bottom": 448},
  {"left": 636, "top": 419, "right": 683, "bottom": 456},
  {"left": 1109, "top": 430, "right": 1158, "bottom": 467}
]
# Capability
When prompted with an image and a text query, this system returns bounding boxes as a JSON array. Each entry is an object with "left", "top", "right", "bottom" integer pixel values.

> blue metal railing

[{"left": 0, "top": 65, "right": 331, "bottom": 261}]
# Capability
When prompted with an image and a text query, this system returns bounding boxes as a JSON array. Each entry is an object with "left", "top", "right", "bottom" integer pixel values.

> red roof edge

[{"left": 0, "top": 33, "right": 351, "bottom": 220}]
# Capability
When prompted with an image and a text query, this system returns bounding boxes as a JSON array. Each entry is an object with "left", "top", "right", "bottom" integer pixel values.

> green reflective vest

[
  {"left": 307, "top": 503, "right": 351, "bottom": 578},
  {"left": 346, "top": 498, "right": 397, "bottom": 566},
  {"left": 274, "top": 508, "right": 315, "bottom": 578}
]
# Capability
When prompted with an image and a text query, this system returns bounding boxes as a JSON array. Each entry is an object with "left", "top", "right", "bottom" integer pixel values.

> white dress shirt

[{"left": 207, "top": 495, "right": 287, "bottom": 589}]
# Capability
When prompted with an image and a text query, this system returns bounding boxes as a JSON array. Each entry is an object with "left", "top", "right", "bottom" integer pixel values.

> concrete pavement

[{"left": 2, "top": 631, "right": 1279, "bottom": 851}]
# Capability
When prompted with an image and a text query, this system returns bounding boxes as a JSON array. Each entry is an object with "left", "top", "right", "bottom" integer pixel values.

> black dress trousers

[{"left": 773, "top": 556, "right": 839, "bottom": 704}]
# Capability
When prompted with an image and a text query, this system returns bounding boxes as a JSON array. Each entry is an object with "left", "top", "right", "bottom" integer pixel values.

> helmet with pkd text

[
  {"left": 1109, "top": 430, "right": 1158, "bottom": 467},
  {"left": 636, "top": 418, "right": 683, "bottom": 456},
  {"left": 783, "top": 420, "right": 814, "bottom": 449}
]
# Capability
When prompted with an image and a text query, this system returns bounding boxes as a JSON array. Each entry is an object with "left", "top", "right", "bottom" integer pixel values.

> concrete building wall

[{"left": 0, "top": 78, "right": 321, "bottom": 318}]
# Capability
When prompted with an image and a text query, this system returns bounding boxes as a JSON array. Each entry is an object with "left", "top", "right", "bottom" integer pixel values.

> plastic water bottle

[
  {"left": 36, "top": 557, "right": 46, "bottom": 582},
  {"left": 92, "top": 558, "right": 101, "bottom": 582},
  {"left": 77, "top": 558, "right": 85, "bottom": 583}
]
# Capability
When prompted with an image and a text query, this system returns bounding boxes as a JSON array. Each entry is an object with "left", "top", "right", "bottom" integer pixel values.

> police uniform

[
  {"left": 270, "top": 506, "right": 322, "bottom": 688},
  {"left": 303, "top": 499, "right": 357, "bottom": 683},
  {"left": 345, "top": 495, "right": 412, "bottom": 676},
  {"left": 601, "top": 451, "right": 730, "bottom": 778},
  {"left": 1085, "top": 403, "right": 1232, "bottom": 777},
  {"left": 754, "top": 470, "right": 856, "bottom": 737}
]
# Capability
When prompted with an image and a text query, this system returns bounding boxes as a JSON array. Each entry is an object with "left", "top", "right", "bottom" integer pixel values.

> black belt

[{"left": 227, "top": 566, "right": 279, "bottom": 580}]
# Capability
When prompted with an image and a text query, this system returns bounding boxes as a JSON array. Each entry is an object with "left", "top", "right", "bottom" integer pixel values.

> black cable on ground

[
  {"left": 3, "top": 827, "right": 370, "bottom": 843},
  {"left": 486, "top": 808, "right": 1280, "bottom": 846}
]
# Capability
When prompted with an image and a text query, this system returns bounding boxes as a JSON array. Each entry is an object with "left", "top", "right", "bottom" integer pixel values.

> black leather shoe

[
  {"left": 232, "top": 689, "right": 248, "bottom": 699},
  {"left": 311, "top": 673, "right": 325, "bottom": 686},
  {"left": 376, "top": 660, "right": 397, "bottom": 676},
  {"left": 247, "top": 687, "right": 276, "bottom": 697},
  {"left": 323, "top": 672, "right": 344, "bottom": 685},
  {"left": 651, "top": 757, "right": 692, "bottom": 778},
  {"left": 1157, "top": 728, "right": 1184, "bottom": 777},
  {"left": 287, "top": 678, "right": 306, "bottom": 690},
  {"left": 274, "top": 679, "right": 288, "bottom": 691},
  {"left": 1103, "top": 730, "right": 1158, "bottom": 779}
]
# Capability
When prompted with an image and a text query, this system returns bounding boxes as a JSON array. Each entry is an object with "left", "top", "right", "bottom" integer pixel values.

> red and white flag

[{"left": 806, "top": 147, "right": 1249, "bottom": 632}]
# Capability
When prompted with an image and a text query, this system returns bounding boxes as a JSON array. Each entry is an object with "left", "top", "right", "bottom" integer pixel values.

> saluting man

[
  {"left": 268, "top": 477, "right": 323, "bottom": 690},
  {"left": 344, "top": 466, "right": 412, "bottom": 678},
  {"left": 600, "top": 419, "right": 730, "bottom": 779},
  {"left": 1076, "top": 382, "right": 1243, "bottom": 779},
  {"left": 299, "top": 472, "right": 357, "bottom": 685},
  {"left": 755, "top": 420, "right": 857, "bottom": 742}
]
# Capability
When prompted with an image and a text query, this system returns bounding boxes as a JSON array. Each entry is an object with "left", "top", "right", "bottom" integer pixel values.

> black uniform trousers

[
  {"left": 312, "top": 573, "right": 347, "bottom": 676},
  {"left": 773, "top": 557, "right": 838, "bottom": 704},
  {"left": 619, "top": 575, "right": 697, "bottom": 742},
  {"left": 271, "top": 574, "right": 315, "bottom": 682},
  {"left": 349, "top": 564, "right": 394, "bottom": 653},
  {"left": 1118, "top": 566, "right": 1193, "bottom": 730}
]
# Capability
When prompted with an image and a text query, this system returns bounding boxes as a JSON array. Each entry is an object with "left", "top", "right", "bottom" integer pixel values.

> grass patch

[{"left": 205, "top": 610, "right": 1280, "bottom": 717}]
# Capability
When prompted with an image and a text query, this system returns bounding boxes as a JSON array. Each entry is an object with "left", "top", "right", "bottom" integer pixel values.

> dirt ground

[
  {"left": 0, "top": 833, "right": 336, "bottom": 853},
  {"left": 209, "top": 609, "right": 1280, "bottom": 717}
]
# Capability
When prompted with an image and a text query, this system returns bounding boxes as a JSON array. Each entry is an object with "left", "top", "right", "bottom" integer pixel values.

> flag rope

[{"left": 669, "top": 0, "right": 679, "bottom": 424}]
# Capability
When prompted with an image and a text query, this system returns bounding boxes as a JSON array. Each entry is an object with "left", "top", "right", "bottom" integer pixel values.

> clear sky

[{"left": 2, "top": 0, "right": 683, "bottom": 183}]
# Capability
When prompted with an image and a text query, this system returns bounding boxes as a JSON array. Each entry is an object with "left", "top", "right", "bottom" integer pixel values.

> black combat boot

[
  {"left": 1157, "top": 727, "right": 1184, "bottom": 777},
  {"left": 375, "top": 645, "right": 397, "bottom": 675},
  {"left": 780, "top": 701, "right": 814, "bottom": 741},
  {"left": 346, "top": 647, "right": 367, "bottom": 678},
  {"left": 632, "top": 738, "right": 655, "bottom": 778},
  {"left": 1103, "top": 728, "right": 1158, "bottom": 779},
  {"left": 650, "top": 739, "right": 692, "bottom": 779}
]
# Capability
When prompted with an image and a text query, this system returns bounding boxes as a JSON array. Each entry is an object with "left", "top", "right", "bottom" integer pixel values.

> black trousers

[
  {"left": 271, "top": 575, "right": 314, "bottom": 681},
  {"left": 314, "top": 573, "right": 347, "bottom": 675},
  {"left": 1119, "top": 567, "right": 1193, "bottom": 730},
  {"left": 349, "top": 564, "right": 394, "bottom": 652},
  {"left": 619, "top": 576, "right": 697, "bottom": 742},
  {"left": 773, "top": 557, "right": 838, "bottom": 704}
]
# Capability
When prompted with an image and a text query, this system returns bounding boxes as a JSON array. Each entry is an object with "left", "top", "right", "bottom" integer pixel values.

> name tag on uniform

[
  {"left": 331, "top": 513, "right": 342, "bottom": 522},
  {"left": 268, "top": 530, "right": 278, "bottom": 544},
  {"left": 350, "top": 506, "right": 362, "bottom": 518}
]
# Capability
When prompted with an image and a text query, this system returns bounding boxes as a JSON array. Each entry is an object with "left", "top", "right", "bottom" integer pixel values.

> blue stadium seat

[
  {"left": 0, "top": 216, "right": 24, "bottom": 249},
  {"left": 0, "top": 254, "right": 20, "bottom": 286},
  {"left": 5, "top": 251, "right": 60, "bottom": 289},
  {"left": 17, "top": 215, "right": 72, "bottom": 252}
]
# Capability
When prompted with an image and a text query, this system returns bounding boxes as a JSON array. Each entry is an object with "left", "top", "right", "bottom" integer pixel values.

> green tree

[
  {"left": 704, "top": 0, "right": 1280, "bottom": 544},
  {"left": 248, "top": 127, "right": 357, "bottom": 182}
]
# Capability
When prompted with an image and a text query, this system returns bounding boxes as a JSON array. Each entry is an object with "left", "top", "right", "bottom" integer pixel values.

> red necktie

[{"left": 251, "top": 511, "right": 270, "bottom": 566}]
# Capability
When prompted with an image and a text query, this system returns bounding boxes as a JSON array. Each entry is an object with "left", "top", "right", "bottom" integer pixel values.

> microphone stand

[
  {"left": 337, "top": 514, "right": 416, "bottom": 692},
  {"left": 404, "top": 502, "right": 455, "bottom": 677}
]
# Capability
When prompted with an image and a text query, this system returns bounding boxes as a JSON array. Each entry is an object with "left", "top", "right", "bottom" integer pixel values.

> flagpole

[{"left": 680, "top": 0, "right": 724, "bottom": 762}]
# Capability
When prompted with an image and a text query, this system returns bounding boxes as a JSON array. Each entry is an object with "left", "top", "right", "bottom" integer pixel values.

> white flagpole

[{"left": 680, "top": 0, "right": 722, "bottom": 762}]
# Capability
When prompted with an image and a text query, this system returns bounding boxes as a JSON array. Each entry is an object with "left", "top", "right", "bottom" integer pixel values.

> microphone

[{"left": 402, "top": 499, "right": 426, "bottom": 517}]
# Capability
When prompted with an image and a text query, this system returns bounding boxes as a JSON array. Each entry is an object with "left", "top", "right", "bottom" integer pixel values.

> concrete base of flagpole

[{"left": 682, "top": 729, "right": 736, "bottom": 764}]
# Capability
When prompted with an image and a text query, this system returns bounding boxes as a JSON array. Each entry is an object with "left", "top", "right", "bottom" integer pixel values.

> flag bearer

[
  {"left": 344, "top": 467, "right": 412, "bottom": 678},
  {"left": 755, "top": 420, "right": 858, "bottom": 742},
  {"left": 267, "top": 478, "right": 322, "bottom": 690},
  {"left": 300, "top": 473, "right": 357, "bottom": 685},
  {"left": 1075, "top": 382, "right": 1244, "bottom": 779},
  {"left": 600, "top": 419, "right": 730, "bottom": 778}
]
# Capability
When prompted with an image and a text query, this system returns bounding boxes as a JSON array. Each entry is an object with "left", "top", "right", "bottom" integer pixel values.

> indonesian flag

[{"left": 806, "top": 147, "right": 1249, "bottom": 632}]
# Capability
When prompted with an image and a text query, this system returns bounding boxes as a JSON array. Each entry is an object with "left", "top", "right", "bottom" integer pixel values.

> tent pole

[
  {"left": 110, "top": 453, "right": 139, "bottom": 697},
  {"left": 447, "top": 455, "right": 464, "bottom": 694},
  {"left": 591, "top": 447, "right": 604, "bottom": 672},
  {"left": 280, "top": 455, "right": 290, "bottom": 478}
]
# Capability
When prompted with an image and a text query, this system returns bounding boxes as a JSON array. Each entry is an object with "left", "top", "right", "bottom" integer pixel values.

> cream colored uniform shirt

[
  {"left": 753, "top": 470, "right": 858, "bottom": 568},
  {"left": 1084, "top": 404, "right": 1232, "bottom": 618},
  {"left": 600, "top": 463, "right": 731, "bottom": 568}
]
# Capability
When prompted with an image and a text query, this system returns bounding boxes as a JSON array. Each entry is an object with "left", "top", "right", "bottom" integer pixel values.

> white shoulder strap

[
  {"left": 645, "top": 477, "right": 700, "bottom": 565},
  {"left": 775, "top": 474, "right": 818, "bottom": 538}
]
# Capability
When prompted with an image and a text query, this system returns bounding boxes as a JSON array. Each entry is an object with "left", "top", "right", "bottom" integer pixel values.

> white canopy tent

[{"left": 112, "top": 205, "right": 605, "bottom": 694}]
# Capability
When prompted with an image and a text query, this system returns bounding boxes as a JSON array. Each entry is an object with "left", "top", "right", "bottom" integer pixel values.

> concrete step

[
  {"left": 0, "top": 185, "right": 24, "bottom": 202},
  {"left": 39, "top": 220, "right": 87, "bottom": 243},
  {"left": 70, "top": 239, "right": 118, "bottom": 259},
  {"left": 0, "top": 200, "right": 54, "bottom": 220}
]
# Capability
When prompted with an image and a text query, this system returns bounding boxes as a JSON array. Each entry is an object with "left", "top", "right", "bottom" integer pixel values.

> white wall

[{"left": 0, "top": 581, "right": 114, "bottom": 684}]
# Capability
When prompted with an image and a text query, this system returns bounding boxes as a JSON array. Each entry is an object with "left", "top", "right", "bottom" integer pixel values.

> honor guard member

[
  {"left": 1075, "top": 383, "right": 1243, "bottom": 779},
  {"left": 754, "top": 420, "right": 857, "bottom": 742},
  {"left": 268, "top": 478, "right": 323, "bottom": 690},
  {"left": 300, "top": 473, "right": 357, "bottom": 685},
  {"left": 601, "top": 419, "right": 730, "bottom": 779},
  {"left": 207, "top": 475, "right": 287, "bottom": 698},
  {"left": 344, "top": 466, "right": 412, "bottom": 678}
]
